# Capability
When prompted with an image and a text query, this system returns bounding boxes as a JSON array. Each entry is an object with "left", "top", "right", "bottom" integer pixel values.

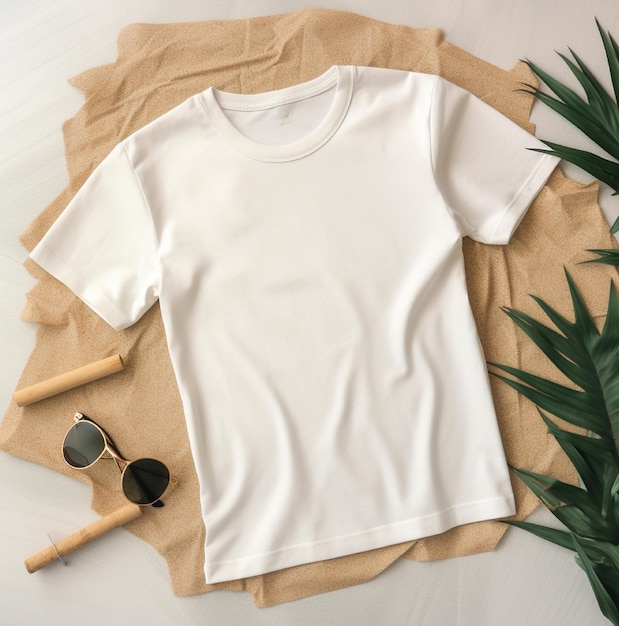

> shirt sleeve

[
  {"left": 429, "top": 76, "right": 559, "bottom": 244},
  {"left": 30, "top": 143, "right": 159, "bottom": 331}
]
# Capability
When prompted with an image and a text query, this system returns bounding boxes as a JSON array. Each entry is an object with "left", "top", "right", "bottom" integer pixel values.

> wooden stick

[
  {"left": 24, "top": 503, "right": 142, "bottom": 573},
  {"left": 13, "top": 354, "right": 124, "bottom": 407}
]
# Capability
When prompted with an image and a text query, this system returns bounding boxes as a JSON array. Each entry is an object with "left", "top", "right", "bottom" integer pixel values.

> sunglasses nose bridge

[
  {"left": 102, "top": 439, "right": 130, "bottom": 472},
  {"left": 104, "top": 450, "right": 127, "bottom": 476}
]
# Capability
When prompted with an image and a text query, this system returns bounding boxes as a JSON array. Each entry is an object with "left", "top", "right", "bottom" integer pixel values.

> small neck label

[{"left": 277, "top": 105, "right": 291, "bottom": 125}]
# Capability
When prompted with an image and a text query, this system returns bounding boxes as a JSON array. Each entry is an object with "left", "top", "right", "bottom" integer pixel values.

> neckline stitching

[
  {"left": 215, "top": 70, "right": 340, "bottom": 112},
  {"left": 197, "top": 66, "right": 353, "bottom": 162}
]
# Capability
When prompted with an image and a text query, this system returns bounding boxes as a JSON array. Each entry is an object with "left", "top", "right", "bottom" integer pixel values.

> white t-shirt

[{"left": 31, "top": 65, "right": 559, "bottom": 584}]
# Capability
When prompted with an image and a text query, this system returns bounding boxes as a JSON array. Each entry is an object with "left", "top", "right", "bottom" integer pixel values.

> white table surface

[{"left": 2, "top": 1, "right": 618, "bottom": 624}]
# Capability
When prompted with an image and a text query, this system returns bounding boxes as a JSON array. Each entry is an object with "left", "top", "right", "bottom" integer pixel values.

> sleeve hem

[
  {"left": 490, "top": 153, "right": 560, "bottom": 244},
  {"left": 29, "top": 249, "right": 132, "bottom": 331}
]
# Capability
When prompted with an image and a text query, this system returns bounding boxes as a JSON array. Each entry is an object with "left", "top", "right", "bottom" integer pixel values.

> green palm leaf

[
  {"left": 528, "top": 144, "right": 619, "bottom": 203},
  {"left": 520, "top": 55, "right": 619, "bottom": 158},
  {"left": 491, "top": 365, "right": 609, "bottom": 435},
  {"left": 512, "top": 467, "right": 619, "bottom": 541},
  {"left": 495, "top": 270, "right": 619, "bottom": 623},
  {"left": 585, "top": 249, "right": 619, "bottom": 266},
  {"left": 507, "top": 521, "right": 619, "bottom": 570},
  {"left": 562, "top": 48, "right": 619, "bottom": 133},
  {"left": 539, "top": 408, "right": 616, "bottom": 467},
  {"left": 498, "top": 306, "right": 595, "bottom": 393},
  {"left": 522, "top": 20, "right": 619, "bottom": 233},
  {"left": 572, "top": 533, "right": 619, "bottom": 624},
  {"left": 535, "top": 407, "right": 619, "bottom": 520},
  {"left": 492, "top": 271, "right": 619, "bottom": 455},
  {"left": 503, "top": 22, "right": 619, "bottom": 621},
  {"left": 596, "top": 18, "right": 619, "bottom": 104}
]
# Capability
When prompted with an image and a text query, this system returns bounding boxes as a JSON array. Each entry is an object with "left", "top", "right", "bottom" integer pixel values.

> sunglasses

[{"left": 62, "top": 412, "right": 172, "bottom": 507}]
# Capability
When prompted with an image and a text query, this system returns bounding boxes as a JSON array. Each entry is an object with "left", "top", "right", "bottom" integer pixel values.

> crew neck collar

[{"left": 199, "top": 65, "right": 354, "bottom": 162}]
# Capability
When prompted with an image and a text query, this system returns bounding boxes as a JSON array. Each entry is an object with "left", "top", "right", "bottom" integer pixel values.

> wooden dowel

[
  {"left": 13, "top": 354, "right": 124, "bottom": 407},
  {"left": 24, "top": 503, "right": 142, "bottom": 573}
]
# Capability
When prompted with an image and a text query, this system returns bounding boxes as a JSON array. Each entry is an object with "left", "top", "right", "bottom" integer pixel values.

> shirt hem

[{"left": 203, "top": 495, "right": 516, "bottom": 584}]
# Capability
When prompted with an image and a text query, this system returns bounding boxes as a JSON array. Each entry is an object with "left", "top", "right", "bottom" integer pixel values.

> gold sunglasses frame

[{"left": 61, "top": 412, "right": 175, "bottom": 507}]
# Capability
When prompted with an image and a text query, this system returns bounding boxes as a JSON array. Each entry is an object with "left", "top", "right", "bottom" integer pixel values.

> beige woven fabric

[{"left": 2, "top": 8, "right": 617, "bottom": 606}]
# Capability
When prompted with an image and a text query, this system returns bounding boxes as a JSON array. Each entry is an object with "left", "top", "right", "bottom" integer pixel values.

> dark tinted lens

[
  {"left": 63, "top": 421, "right": 105, "bottom": 468},
  {"left": 122, "top": 458, "right": 170, "bottom": 505}
]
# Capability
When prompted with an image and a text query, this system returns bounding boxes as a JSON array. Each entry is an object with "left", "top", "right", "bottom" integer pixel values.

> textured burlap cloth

[{"left": 2, "top": 8, "right": 617, "bottom": 606}]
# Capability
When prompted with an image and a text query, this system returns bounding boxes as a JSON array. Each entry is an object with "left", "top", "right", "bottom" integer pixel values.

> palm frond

[
  {"left": 512, "top": 467, "right": 619, "bottom": 541},
  {"left": 561, "top": 49, "right": 619, "bottom": 133},
  {"left": 503, "top": 23, "right": 619, "bottom": 620},
  {"left": 493, "top": 272, "right": 619, "bottom": 454},
  {"left": 573, "top": 533, "right": 619, "bottom": 624},
  {"left": 528, "top": 143, "right": 619, "bottom": 201},
  {"left": 507, "top": 520, "right": 619, "bottom": 570},
  {"left": 584, "top": 249, "right": 619, "bottom": 266},
  {"left": 522, "top": 20, "right": 619, "bottom": 230},
  {"left": 491, "top": 363, "right": 608, "bottom": 434},
  {"left": 596, "top": 18, "right": 619, "bottom": 105},
  {"left": 495, "top": 270, "right": 619, "bottom": 622}
]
